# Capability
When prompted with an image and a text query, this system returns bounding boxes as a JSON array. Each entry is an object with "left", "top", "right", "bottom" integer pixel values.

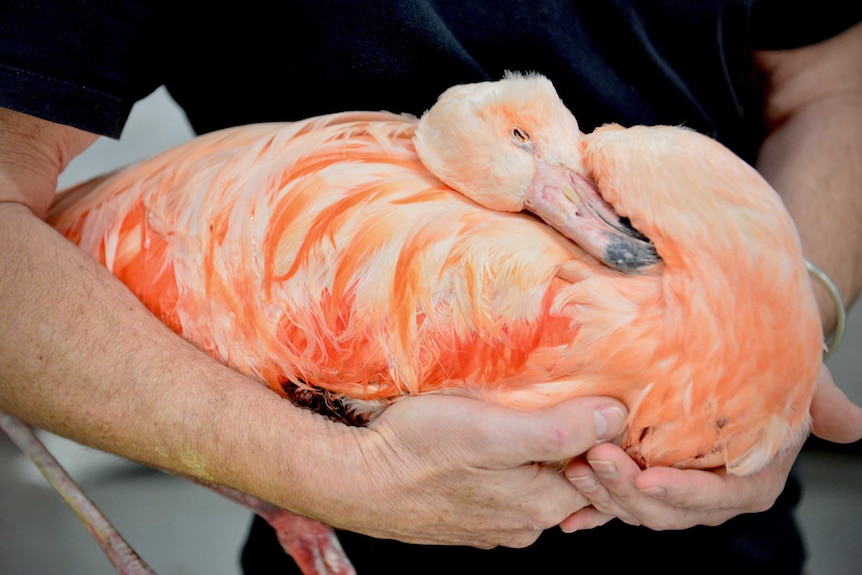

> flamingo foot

[
  {"left": 268, "top": 511, "right": 356, "bottom": 575},
  {"left": 206, "top": 484, "right": 356, "bottom": 575}
]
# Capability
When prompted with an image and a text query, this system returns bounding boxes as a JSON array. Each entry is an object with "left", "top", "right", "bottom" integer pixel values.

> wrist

[{"left": 237, "top": 394, "right": 369, "bottom": 525}]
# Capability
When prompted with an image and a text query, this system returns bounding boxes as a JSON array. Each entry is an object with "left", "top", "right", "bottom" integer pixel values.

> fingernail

[
  {"left": 594, "top": 406, "right": 626, "bottom": 441},
  {"left": 568, "top": 474, "right": 599, "bottom": 493},
  {"left": 589, "top": 459, "right": 617, "bottom": 479},
  {"left": 639, "top": 485, "right": 667, "bottom": 498}
]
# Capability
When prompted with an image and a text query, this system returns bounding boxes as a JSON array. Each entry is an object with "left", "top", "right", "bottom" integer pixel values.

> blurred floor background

[{"left": 1, "top": 87, "right": 860, "bottom": 574}]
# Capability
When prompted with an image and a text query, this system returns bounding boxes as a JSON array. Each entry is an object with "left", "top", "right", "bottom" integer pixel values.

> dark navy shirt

[{"left": 1, "top": 1, "right": 860, "bottom": 164}]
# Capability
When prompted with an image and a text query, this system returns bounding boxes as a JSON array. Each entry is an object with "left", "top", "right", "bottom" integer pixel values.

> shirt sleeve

[{"left": 0, "top": 0, "right": 166, "bottom": 138}]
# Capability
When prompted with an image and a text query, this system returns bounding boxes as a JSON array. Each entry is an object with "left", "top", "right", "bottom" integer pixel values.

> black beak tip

[{"left": 603, "top": 236, "right": 662, "bottom": 274}]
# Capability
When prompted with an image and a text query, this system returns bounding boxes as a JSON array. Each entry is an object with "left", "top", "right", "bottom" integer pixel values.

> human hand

[
  {"left": 559, "top": 441, "right": 797, "bottom": 532},
  {"left": 560, "top": 364, "right": 858, "bottom": 532},
  {"left": 331, "top": 393, "right": 626, "bottom": 548}
]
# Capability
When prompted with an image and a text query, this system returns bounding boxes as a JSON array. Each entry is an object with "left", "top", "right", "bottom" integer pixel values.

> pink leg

[
  {"left": 206, "top": 484, "right": 356, "bottom": 575},
  {"left": 1, "top": 411, "right": 355, "bottom": 575},
  {"left": 0, "top": 412, "right": 156, "bottom": 575}
]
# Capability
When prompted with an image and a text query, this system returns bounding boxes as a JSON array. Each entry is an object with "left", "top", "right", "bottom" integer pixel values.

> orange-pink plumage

[{"left": 49, "top": 73, "right": 822, "bottom": 480}]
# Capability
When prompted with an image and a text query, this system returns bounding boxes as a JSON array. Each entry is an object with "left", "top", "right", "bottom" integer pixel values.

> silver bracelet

[{"left": 806, "top": 260, "right": 847, "bottom": 360}]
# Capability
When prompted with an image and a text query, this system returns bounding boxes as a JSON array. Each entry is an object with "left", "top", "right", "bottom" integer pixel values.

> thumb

[
  {"left": 810, "top": 364, "right": 862, "bottom": 444},
  {"left": 474, "top": 396, "right": 628, "bottom": 467}
]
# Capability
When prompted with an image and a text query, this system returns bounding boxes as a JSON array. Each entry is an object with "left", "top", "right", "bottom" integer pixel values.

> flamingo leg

[
  {"left": 204, "top": 484, "right": 356, "bottom": 575},
  {"left": 0, "top": 411, "right": 355, "bottom": 575},
  {"left": 0, "top": 412, "right": 156, "bottom": 575}
]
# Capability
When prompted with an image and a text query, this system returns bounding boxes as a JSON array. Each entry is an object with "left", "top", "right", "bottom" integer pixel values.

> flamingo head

[{"left": 414, "top": 72, "right": 660, "bottom": 274}]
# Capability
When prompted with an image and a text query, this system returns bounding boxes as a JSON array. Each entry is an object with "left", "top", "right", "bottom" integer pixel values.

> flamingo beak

[{"left": 524, "top": 165, "right": 660, "bottom": 273}]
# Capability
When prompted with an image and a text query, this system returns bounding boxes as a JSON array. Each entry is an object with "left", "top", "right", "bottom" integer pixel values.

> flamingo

[{"left": 25, "top": 72, "right": 823, "bottom": 573}]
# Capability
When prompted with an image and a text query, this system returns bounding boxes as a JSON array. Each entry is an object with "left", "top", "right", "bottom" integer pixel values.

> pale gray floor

[{"left": 1, "top": 88, "right": 860, "bottom": 574}]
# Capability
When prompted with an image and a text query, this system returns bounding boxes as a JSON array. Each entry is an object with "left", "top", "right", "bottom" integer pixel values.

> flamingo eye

[{"left": 512, "top": 127, "right": 531, "bottom": 144}]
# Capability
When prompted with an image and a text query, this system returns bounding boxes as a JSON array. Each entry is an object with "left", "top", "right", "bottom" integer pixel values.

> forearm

[
  {"left": 757, "top": 97, "right": 862, "bottom": 333},
  {"left": 755, "top": 23, "right": 862, "bottom": 335},
  {"left": 0, "top": 203, "right": 351, "bottom": 519}
]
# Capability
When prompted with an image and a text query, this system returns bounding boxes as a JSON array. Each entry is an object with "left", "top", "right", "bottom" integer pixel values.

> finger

[
  {"left": 633, "top": 465, "right": 734, "bottom": 509},
  {"left": 565, "top": 445, "right": 645, "bottom": 526},
  {"left": 466, "top": 396, "right": 628, "bottom": 466},
  {"left": 582, "top": 443, "right": 649, "bottom": 524},
  {"left": 563, "top": 456, "right": 596, "bottom": 492},
  {"left": 573, "top": 440, "right": 801, "bottom": 531},
  {"left": 632, "top": 450, "right": 791, "bottom": 517},
  {"left": 570, "top": 444, "right": 738, "bottom": 530},
  {"left": 524, "top": 464, "right": 597, "bottom": 531},
  {"left": 810, "top": 365, "right": 862, "bottom": 443},
  {"left": 559, "top": 505, "right": 614, "bottom": 533},
  {"left": 564, "top": 457, "right": 610, "bottom": 507},
  {"left": 372, "top": 394, "right": 625, "bottom": 468},
  {"left": 576, "top": 444, "right": 721, "bottom": 529}
]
